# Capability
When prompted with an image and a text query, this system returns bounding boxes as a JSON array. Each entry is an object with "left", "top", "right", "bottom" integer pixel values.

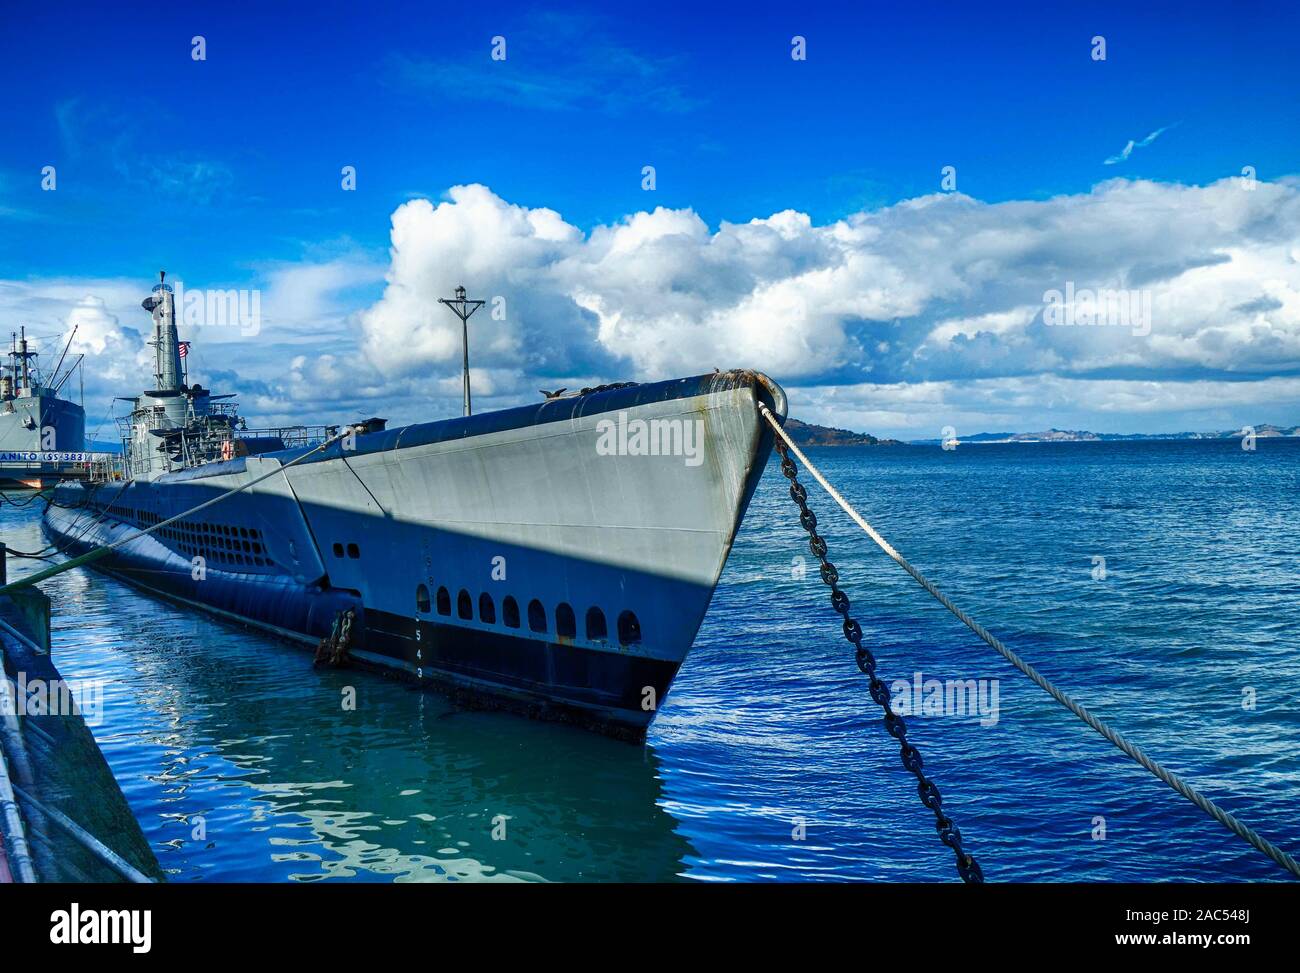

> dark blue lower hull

[{"left": 45, "top": 498, "right": 684, "bottom": 741}]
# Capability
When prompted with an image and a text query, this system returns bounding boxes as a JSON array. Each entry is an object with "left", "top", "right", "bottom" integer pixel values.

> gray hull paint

[
  {"left": 45, "top": 371, "right": 786, "bottom": 737},
  {"left": 0, "top": 393, "right": 87, "bottom": 486},
  {"left": 0, "top": 394, "right": 85, "bottom": 451}
]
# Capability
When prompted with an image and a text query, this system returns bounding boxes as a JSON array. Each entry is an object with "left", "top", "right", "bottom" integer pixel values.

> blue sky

[{"left": 1, "top": 1, "right": 1298, "bottom": 438}]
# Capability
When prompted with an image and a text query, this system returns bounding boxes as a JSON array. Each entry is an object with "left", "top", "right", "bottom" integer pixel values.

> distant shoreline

[
  {"left": 795, "top": 436, "right": 1300, "bottom": 449},
  {"left": 790, "top": 418, "right": 1299, "bottom": 447},
  {"left": 908, "top": 425, "right": 1298, "bottom": 446}
]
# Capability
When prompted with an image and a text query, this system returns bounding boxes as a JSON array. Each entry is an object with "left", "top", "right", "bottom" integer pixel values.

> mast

[
  {"left": 1, "top": 332, "right": 12, "bottom": 400},
  {"left": 438, "top": 285, "right": 484, "bottom": 417},
  {"left": 143, "top": 270, "right": 184, "bottom": 393},
  {"left": 48, "top": 323, "right": 78, "bottom": 391},
  {"left": 11, "top": 326, "right": 40, "bottom": 395}
]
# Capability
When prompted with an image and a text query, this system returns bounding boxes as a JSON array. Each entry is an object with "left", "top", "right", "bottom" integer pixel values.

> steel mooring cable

[
  {"left": 769, "top": 429, "right": 982, "bottom": 882},
  {"left": 0, "top": 427, "right": 355, "bottom": 597},
  {"left": 758, "top": 402, "right": 1300, "bottom": 881}
]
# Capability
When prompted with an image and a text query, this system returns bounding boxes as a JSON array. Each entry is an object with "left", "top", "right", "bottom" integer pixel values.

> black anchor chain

[{"left": 773, "top": 437, "right": 984, "bottom": 883}]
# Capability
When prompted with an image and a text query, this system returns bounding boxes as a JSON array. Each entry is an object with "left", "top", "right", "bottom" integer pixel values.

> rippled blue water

[{"left": 3, "top": 438, "right": 1298, "bottom": 882}]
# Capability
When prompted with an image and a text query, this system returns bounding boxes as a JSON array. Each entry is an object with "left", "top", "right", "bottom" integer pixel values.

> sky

[{"left": 0, "top": 0, "right": 1297, "bottom": 440}]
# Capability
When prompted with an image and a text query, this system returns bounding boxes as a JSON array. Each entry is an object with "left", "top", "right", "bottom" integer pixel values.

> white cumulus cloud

[
  {"left": 7, "top": 176, "right": 1299, "bottom": 439},
  {"left": 357, "top": 178, "right": 1300, "bottom": 407}
]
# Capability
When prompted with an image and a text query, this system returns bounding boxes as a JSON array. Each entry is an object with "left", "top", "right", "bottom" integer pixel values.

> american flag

[{"left": 178, "top": 340, "right": 191, "bottom": 359}]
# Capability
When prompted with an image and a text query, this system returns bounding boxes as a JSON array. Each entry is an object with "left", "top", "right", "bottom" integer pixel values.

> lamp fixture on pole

[{"left": 438, "top": 285, "right": 485, "bottom": 417}]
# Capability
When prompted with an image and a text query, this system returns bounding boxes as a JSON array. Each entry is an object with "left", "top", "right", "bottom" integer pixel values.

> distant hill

[
  {"left": 784, "top": 418, "right": 903, "bottom": 446},
  {"left": 910, "top": 424, "right": 1300, "bottom": 445}
]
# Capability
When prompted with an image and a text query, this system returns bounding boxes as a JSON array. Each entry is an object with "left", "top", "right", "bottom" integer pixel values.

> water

[{"left": 3, "top": 438, "right": 1298, "bottom": 882}]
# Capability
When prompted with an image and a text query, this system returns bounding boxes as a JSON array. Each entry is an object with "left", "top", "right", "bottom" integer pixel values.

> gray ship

[
  {"left": 44, "top": 274, "right": 786, "bottom": 739},
  {"left": 0, "top": 327, "right": 87, "bottom": 488}
]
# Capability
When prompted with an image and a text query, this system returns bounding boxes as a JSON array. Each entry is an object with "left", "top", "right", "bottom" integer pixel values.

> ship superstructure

[
  {"left": 0, "top": 326, "right": 88, "bottom": 487},
  {"left": 0, "top": 327, "right": 86, "bottom": 452},
  {"left": 45, "top": 272, "right": 785, "bottom": 739},
  {"left": 117, "top": 276, "right": 332, "bottom": 478}
]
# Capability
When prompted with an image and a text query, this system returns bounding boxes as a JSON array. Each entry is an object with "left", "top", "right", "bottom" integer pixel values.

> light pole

[{"left": 438, "top": 285, "right": 485, "bottom": 417}]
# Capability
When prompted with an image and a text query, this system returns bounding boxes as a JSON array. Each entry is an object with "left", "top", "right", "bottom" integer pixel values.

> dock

[{"left": 0, "top": 546, "right": 161, "bottom": 883}]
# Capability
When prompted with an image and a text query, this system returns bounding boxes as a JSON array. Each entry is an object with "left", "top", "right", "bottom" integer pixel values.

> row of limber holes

[
  {"left": 416, "top": 583, "right": 643, "bottom": 646},
  {"left": 107, "top": 506, "right": 273, "bottom": 568}
]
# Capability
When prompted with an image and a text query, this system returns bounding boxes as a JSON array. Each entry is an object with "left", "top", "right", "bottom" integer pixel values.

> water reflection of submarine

[{"left": 79, "top": 615, "right": 694, "bottom": 882}]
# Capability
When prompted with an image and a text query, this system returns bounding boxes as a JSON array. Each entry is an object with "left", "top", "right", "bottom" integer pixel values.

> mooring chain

[
  {"left": 772, "top": 437, "right": 984, "bottom": 883},
  {"left": 763, "top": 403, "right": 1300, "bottom": 881},
  {"left": 313, "top": 608, "right": 356, "bottom": 668}
]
